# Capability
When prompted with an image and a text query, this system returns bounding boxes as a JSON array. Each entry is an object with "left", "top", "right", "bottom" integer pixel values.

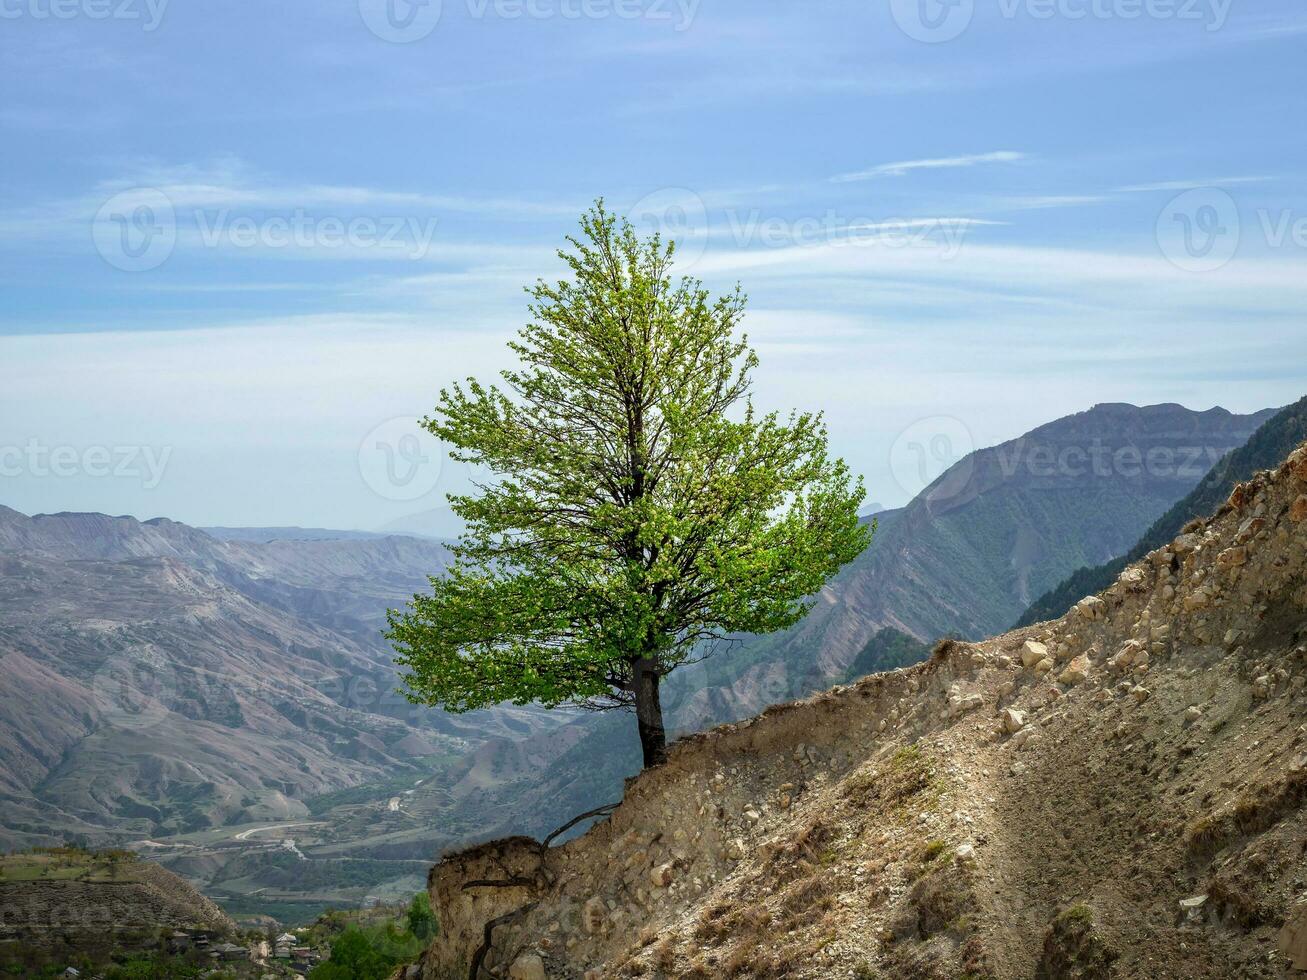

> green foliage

[
  {"left": 0, "top": 947, "right": 208, "bottom": 980},
  {"left": 308, "top": 924, "right": 424, "bottom": 980},
  {"left": 388, "top": 202, "right": 869, "bottom": 731},
  {"left": 104, "top": 956, "right": 205, "bottom": 980},
  {"left": 406, "top": 892, "right": 436, "bottom": 940},
  {"left": 1016, "top": 393, "right": 1307, "bottom": 627},
  {"left": 842, "top": 628, "right": 931, "bottom": 682}
]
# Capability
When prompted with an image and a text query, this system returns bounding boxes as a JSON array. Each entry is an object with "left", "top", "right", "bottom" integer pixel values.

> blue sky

[{"left": 1, "top": 0, "right": 1305, "bottom": 528}]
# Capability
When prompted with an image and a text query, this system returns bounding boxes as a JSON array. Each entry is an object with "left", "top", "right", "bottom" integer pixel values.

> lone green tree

[{"left": 387, "top": 203, "right": 871, "bottom": 768}]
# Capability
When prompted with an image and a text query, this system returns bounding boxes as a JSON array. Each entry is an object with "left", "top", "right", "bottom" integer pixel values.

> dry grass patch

[{"left": 1186, "top": 767, "right": 1307, "bottom": 858}]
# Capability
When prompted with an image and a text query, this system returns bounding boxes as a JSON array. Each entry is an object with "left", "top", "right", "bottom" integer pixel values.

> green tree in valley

[
  {"left": 387, "top": 202, "right": 871, "bottom": 767},
  {"left": 308, "top": 925, "right": 422, "bottom": 980},
  {"left": 406, "top": 891, "right": 436, "bottom": 940}
]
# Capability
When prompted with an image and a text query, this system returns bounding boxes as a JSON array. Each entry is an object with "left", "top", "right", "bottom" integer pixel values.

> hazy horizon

[{"left": 3, "top": 0, "right": 1305, "bottom": 528}]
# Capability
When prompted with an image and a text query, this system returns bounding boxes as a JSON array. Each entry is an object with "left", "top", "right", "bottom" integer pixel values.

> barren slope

[
  {"left": 667, "top": 402, "right": 1275, "bottom": 725},
  {"left": 413, "top": 441, "right": 1307, "bottom": 979},
  {"left": 0, "top": 852, "right": 235, "bottom": 948}
]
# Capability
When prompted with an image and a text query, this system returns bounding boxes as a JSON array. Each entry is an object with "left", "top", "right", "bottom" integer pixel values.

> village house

[
  {"left": 210, "top": 941, "right": 249, "bottom": 961},
  {"left": 273, "top": 932, "right": 297, "bottom": 958}
]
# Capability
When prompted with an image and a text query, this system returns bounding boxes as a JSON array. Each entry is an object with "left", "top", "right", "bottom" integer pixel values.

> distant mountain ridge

[
  {"left": 662, "top": 401, "right": 1275, "bottom": 725},
  {"left": 202, "top": 525, "right": 397, "bottom": 542},
  {"left": 0, "top": 506, "right": 608, "bottom": 919},
  {"left": 1015, "top": 393, "right": 1307, "bottom": 627},
  {"left": 0, "top": 510, "right": 581, "bottom": 881}
]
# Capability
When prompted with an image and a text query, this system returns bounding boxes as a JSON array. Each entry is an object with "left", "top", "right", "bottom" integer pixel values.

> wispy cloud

[
  {"left": 982, "top": 194, "right": 1113, "bottom": 211},
  {"left": 831, "top": 151, "right": 1026, "bottom": 184},
  {"left": 1114, "top": 176, "right": 1272, "bottom": 193},
  {"left": 0, "top": 159, "right": 586, "bottom": 251}
]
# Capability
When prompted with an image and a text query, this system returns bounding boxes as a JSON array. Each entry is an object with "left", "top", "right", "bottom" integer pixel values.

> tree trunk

[{"left": 633, "top": 659, "right": 667, "bottom": 768}]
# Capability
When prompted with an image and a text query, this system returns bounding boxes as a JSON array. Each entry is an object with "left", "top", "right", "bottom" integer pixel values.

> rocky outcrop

[
  {"left": 414, "top": 442, "right": 1307, "bottom": 979},
  {"left": 0, "top": 859, "right": 234, "bottom": 947}
]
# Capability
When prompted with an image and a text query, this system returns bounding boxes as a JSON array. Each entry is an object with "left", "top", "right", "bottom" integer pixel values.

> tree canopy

[{"left": 387, "top": 201, "right": 871, "bottom": 766}]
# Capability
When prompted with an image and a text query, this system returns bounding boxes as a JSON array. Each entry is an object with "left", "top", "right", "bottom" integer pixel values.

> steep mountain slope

[
  {"left": 1017, "top": 393, "right": 1307, "bottom": 628},
  {"left": 0, "top": 509, "right": 575, "bottom": 918},
  {"left": 415, "top": 440, "right": 1307, "bottom": 980},
  {"left": 407, "top": 404, "right": 1273, "bottom": 856},
  {"left": 0, "top": 511, "right": 453, "bottom": 835},
  {"left": 662, "top": 402, "right": 1274, "bottom": 724}
]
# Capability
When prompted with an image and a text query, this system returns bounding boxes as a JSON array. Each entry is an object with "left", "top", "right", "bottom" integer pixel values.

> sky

[{"left": 1, "top": 0, "right": 1305, "bottom": 529}]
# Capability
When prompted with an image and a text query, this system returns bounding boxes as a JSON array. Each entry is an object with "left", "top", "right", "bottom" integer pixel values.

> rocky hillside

[
  {"left": 412, "top": 440, "right": 1307, "bottom": 979},
  {"left": 665, "top": 402, "right": 1274, "bottom": 727},
  {"left": 0, "top": 509, "right": 585, "bottom": 920},
  {"left": 0, "top": 850, "right": 234, "bottom": 948}
]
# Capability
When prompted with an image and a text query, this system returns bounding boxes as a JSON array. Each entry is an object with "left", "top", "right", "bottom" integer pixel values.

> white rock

[
  {"left": 1280, "top": 898, "right": 1307, "bottom": 970},
  {"left": 1021, "top": 640, "right": 1050, "bottom": 668},
  {"left": 1179, "top": 895, "right": 1208, "bottom": 925},
  {"left": 1001, "top": 708, "right": 1027, "bottom": 733},
  {"left": 1075, "top": 595, "right": 1106, "bottom": 621},
  {"left": 1010, "top": 726, "right": 1037, "bottom": 750},
  {"left": 509, "top": 953, "right": 547, "bottom": 980},
  {"left": 1058, "top": 657, "right": 1089, "bottom": 686},
  {"left": 581, "top": 896, "right": 606, "bottom": 934}
]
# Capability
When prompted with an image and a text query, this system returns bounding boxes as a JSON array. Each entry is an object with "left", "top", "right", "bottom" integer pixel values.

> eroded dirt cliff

[{"left": 410, "top": 442, "right": 1307, "bottom": 980}]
